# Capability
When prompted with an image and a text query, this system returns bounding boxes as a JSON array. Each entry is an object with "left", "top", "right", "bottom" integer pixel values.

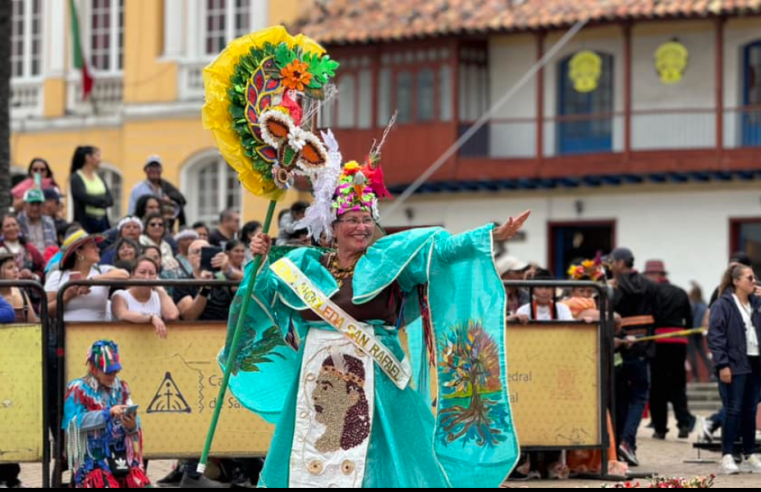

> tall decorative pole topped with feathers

[{"left": 197, "top": 26, "right": 339, "bottom": 475}]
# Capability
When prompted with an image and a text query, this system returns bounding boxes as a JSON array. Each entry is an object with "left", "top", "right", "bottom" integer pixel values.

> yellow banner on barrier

[
  {"left": 66, "top": 323, "right": 274, "bottom": 459},
  {"left": 0, "top": 324, "right": 43, "bottom": 463},
  {"left": 506, "top": 323, "right": 601, "bottom": 447},
  {"left": 66, "top": 321, "right": 601, "bottom": 457}
]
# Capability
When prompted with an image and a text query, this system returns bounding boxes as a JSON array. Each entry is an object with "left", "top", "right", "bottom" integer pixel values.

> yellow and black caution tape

[{"left": 629, "top": 327, "right": 708, "bottom": 344}]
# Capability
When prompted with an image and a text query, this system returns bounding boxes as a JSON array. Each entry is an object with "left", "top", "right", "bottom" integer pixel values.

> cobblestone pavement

[{"left": 15, "top": 414, "right": 760, "bottom": 488}]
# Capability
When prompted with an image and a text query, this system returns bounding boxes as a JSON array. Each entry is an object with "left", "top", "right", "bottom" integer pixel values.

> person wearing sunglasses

[
  {"left": 11, "top": 157, "right": 61, "bottom": 212},
  {"left": 708, "top": 263, "right": 761, "bottom": 475},
  {"left": 139, "top": 213, "right": 179, "bottom": 272}
]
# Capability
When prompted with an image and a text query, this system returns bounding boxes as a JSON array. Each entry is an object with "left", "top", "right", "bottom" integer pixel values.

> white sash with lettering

[{"left": 271, "top": 257, "right": 412, "bottom": 390}]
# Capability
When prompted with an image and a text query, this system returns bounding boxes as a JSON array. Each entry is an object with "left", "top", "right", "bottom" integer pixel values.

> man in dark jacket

[
  {"left": 608, "top": 247, "right": 659, "bottom": 467},
  {"left": 644, "top": 260, "right": 696, "bottom": 440}
]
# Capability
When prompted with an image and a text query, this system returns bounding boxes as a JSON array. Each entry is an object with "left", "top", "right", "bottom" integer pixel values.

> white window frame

[
  {"left": 185, "top": 0, "right": 267, "bottom": 62},
  {"left": 11, "top": 0, "right": 44, "bottom": 82},
  {"left": 79, "top": 0, "right": 124, "bottom": 75},
  {"left": 181, "top": 151, "right": 243, "bottom": 226},
  {"left": 99, "top": 164, "right": 124, "bottom": 221}
]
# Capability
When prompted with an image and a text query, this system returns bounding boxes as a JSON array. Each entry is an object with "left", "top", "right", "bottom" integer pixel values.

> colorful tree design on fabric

[
  {"left": 227, "top": 295, "right": 288, "bottom": 375},
  {"left": 437, "top": 320, "right": 509, "bottom": 447}
]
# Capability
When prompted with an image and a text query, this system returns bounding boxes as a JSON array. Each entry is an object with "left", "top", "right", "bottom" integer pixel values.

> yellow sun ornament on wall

[
  {"left": 655, "top": 41, "right": 689, "bottom": 85},
  {"left": 569, "top": 50, "right": 603, "bottom": 93}
]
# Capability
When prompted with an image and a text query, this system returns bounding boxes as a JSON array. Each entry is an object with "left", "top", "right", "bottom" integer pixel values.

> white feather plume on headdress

[{"left": 295, "top": 129, "right": 343, "bottom": 242}]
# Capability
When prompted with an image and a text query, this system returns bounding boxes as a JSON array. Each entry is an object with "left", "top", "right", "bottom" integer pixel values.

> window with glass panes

[
  {"left": 99, "top": 168, "right": 123, "bottom": 220},
  {"left": 188, "top": 157, "right": 242, "bottom": 225},
  {"left": 89, "top": 0, "right": 124, "bottom": 72},
  {"left": 11, "top": 0, "right": 43, "bottom": 79},
  {"left": 204, "top": 0, "right": 253, "bottom": 56},
  {"left": 380, "top": 47, "right": 453, "bottom": 126}
]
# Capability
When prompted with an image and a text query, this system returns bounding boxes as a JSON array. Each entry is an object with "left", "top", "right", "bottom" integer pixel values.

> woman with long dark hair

[
  {"left": 139, "top": 213, "right": 178, "bottom": 272},
  {"left": 69, "top": 146, "right": 114, "bottom": 234},
  {"left": 708, "top": 262, "right": 761, "bottom": 475},
  {"left": 0, "top": 214, "right": 45, "bottom": 282},
  {"left": 12, "top": 157, "right": 61, "bottom": 211}
]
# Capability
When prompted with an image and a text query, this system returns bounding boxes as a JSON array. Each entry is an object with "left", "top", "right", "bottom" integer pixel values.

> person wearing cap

[
  {"left": 127, "top": 156, "right": 188, "bottom": 226},
  {"left": 43, "top": 187, "right": 67, "bottom": 233},
  {"left": 174, "top": 229, "right": 200, "bottom": 277},
  {"left": 45, "top": 230, "right": 129, "bottom": 322},
  {"left": 496, "top": 255, "right": 531, "bottom": 315},
  {"left": 643, "top": 260, "right": 697, "bottom": 441},
  {"left": 607, "top": 247, "right": 659, "bottom": 467},
  {"left": 17, "top": 188, "right": 58, "bottom": 254},
  {"left": 63, "top": 340, "right": 150, "bottom": 488}
]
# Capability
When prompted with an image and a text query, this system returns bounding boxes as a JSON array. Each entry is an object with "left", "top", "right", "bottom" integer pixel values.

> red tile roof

[{"left": 297, "top": 0, "right": 761, "bottom": 45}]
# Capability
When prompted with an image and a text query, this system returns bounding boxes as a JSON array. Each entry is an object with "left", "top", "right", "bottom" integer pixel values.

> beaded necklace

[{"left": 327, "top": 252, "right": 364, "bottom": 288}]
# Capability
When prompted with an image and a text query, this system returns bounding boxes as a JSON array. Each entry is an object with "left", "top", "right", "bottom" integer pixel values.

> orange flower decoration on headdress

[{"left": 280, "top": 60, "right": 313, "bottom": 91}]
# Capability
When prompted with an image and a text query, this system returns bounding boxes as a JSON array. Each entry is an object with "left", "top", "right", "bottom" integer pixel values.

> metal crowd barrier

[
  {"left": 0, "top": 281, "right": 49, "bottom": 488},
  {"left": 52, "top": 279, "right": 240, "bottom": 488},
  {"left": 504, "top": 279, "right": 617, "bottom": 480}
]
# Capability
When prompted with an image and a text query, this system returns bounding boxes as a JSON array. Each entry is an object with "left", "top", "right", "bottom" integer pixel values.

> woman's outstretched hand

[{"left": 494, "top": 210, "right": 531, "bottom": 242}]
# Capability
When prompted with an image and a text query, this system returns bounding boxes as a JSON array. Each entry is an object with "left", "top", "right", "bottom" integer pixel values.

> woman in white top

[
  {"left": 707, "top": 263, "right": 761, "bottom": 475},
  {"left": 516, "top": 269, "right": 574, "bottom": 322},
  {"left": 111, "top": 256, "right": 179, "bottom": 339},
  {"left": 139, "top": 213, "right": 179, "bottom": 272},
  {"left": 45, "top": 230, "right": 130, "bottom": 322}
]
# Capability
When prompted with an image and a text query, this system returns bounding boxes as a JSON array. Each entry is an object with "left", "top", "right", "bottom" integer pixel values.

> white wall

[
  {"left": 724, "top": 18, "right": 761, "bottom": 149},
  {"left": 489, "top": 35, "right": 536, "bottom": 158},
  {"left": 631, "top": 21, "right": 716, "bottom": 150},
  {"left": 381, "top": 184, "right": 761, "bottom": 294},
  {"left": 483, "top": 18, "right": 761, "bottom": 156}
]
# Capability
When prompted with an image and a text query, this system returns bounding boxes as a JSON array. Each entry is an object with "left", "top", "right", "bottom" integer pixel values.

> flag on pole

[{"left": 69, "top": 0, "right": 94, "bottom": 100}]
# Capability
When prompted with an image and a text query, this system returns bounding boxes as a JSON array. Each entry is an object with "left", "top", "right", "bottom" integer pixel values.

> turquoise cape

[{"left": 219, "top": 225, "right": 520, "bottom": 487}]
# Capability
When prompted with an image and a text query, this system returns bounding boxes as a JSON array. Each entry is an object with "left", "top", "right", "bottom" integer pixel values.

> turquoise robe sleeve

[{"left": 219, "top": 258, "right": 301, "bottom": 424}]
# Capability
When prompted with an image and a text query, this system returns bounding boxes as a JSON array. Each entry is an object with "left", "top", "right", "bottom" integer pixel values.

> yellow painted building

[{"left": 10, "top": 0, "right": 312, "bottom": 227}]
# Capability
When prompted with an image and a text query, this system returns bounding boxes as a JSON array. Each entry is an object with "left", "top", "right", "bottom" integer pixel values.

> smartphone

[
  {"left": 201, "top": 246, "right": 223, "bottom": 273},
  {"left": 125, "top": 405, "right": 139, "bottom": 417}
]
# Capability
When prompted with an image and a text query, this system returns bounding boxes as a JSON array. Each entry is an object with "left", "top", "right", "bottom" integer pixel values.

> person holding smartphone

[
  {"left": 173, "top": 239, "right": 243, "bottom": 321},
  {"left": 63, "top": 340, "right": 150, "bottom": 488},
  {"left": 45, "top": 230, "right": 130, "bottom": 322}
]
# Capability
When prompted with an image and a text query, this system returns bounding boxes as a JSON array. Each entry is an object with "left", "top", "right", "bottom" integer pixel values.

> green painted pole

[{"left": 196, "top": 199, "right": 277, "bottom": 475}]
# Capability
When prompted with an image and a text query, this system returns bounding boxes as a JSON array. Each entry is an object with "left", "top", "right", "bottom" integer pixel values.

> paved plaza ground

[{"left": 15, "top": 413, "right": 760, "bottom": 488}]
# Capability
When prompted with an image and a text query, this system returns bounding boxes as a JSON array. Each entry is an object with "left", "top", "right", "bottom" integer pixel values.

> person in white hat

[{"left": 496, "top": 255, "right": 531, "bottom": 315}]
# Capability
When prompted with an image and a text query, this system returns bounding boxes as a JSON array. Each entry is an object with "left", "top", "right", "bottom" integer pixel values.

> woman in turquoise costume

[
  {"left": 220, "top": 133, "right": 530, "bottom": 486},
  {"left": 201, "top": 24, "right": 529, "bottom": 489}
]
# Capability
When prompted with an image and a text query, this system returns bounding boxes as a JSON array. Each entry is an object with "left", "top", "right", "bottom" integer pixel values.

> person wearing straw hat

[
  {"left": 63, "top": 340, "right": 150, "bottom": 488},
  {"left": 45, "top": 229, "right": 129, "bottom": 322}
]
